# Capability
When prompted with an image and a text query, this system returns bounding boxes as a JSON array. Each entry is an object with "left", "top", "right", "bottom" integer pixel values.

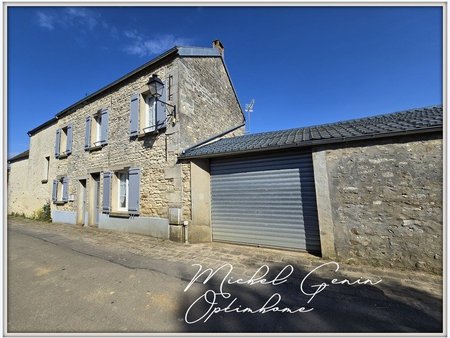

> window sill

[
  {"left": 138, "top": 130, "right": 157, "bottom": 138},
  {"left": 54, "top": 201, "right": 67, "bottom": 205},
  {"left": 109, "top": 212, "right": 130, "bottom": 218},
  {"left": 57, "top": 153, "right": 69, "bottom": 159},
  {"left": 41, "top": 179, "right": 48, "bottom": 184},
  {"left": 87, "top": 144, "right": 104, "bottom": 152},
  {"left": 137, "top": 127, "right": 166, "bottom": 138}
]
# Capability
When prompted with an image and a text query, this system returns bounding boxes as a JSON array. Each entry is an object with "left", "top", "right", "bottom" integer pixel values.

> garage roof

[{"left": 181, "top": 105, "right": 443, "bottom": 159}]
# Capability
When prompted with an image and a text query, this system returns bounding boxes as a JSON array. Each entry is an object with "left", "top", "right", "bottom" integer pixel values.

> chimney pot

[{"left": 212, "top": 40, "right": 224, "bottom": 57}]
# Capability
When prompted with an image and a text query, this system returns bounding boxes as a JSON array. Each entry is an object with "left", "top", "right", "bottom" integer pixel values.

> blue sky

[{"left": 7, "top": 6, "right": 442, "bottom": 156}]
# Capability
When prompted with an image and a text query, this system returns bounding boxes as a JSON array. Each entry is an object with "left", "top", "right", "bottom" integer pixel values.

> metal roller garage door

[{"left": 210, "top": 151, "right": 321, "bottom": 252}]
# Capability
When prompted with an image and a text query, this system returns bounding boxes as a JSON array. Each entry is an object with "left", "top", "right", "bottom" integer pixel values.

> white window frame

[
  {"left": 94, "top": 113, "right": 102, "bottom": 146},
  {"left": 144, "top": 95, "right": 156, "bottom": 133},
  {"left": 117, "top": 171, "right": 129, "bottom": 212},
  {"left": 60, "top": 126, "right": 68, "bottom": 155},
  {"left": 57, "top": 178, "right": 64, "bottom": 201},
  {"left": 54, "top": 176, "right": 67, "bottom": 203}
]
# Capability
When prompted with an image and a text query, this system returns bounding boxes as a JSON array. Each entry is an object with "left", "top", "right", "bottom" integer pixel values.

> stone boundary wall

[{"left": 319, "top": 132, "right": 443, "bottom": 273}]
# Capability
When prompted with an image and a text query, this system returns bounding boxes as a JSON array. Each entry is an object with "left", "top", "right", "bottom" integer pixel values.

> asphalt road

[{"left": 7, "top": 223, "right": 443, "bottom": 333}]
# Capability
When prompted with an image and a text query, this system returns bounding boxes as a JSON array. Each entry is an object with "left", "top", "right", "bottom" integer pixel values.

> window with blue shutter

[
  {"left": 66, "top": 124, "right": 73, "bottom": 155},
  {"left": 103, "top": 172, "right": 112, "bottom": 214},
  {"left": 55, "top": 125, "right": 73, "bottom": 158},
  {"left": 156, "top": 82, "right": 167, "bottom": 130},
  {"left": 85, "top": 116, "right": 91, "bottom": 150},
  {"left": 62, "top": 176, "right": 69, "bottom": 202},
  {"left": 130, "top": 94, "right": 139, "bottom": 137},
  {"left": 100, "top": 109, "right": 109, "bottom": 145},
  {"left": 55, "top": 129, "right": 61, "bottom": 158},
  {"left": 128, "top": 168, "right": 140, "bottom": 215},
  {"left": 52, "top": 179, "right": 58, "bottom": 202}
]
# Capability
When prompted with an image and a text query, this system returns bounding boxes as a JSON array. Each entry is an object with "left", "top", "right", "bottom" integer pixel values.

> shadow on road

[{"left": 176, "top": 261, "right": 442, "bottom": 333}]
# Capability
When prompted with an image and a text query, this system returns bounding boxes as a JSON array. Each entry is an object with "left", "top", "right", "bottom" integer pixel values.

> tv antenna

[{"left": 245, "top": 99, "right": 255, "bottom": 134}]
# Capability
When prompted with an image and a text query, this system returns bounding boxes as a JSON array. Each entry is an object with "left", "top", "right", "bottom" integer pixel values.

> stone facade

[
  {"left": 8, "top": 121, "right": 57, "bottom": 217},
  {"left": 17, "top": 44, "right": 244, "bottom": 238},
  {"left": 319, "top": 132, "right": 443, "bottom": 273},
  {"left": 8, "top": 156, "right": 31, "bottom": 216},
  {"left": 178, "top": 57, "right": 242, "bottom": 149}
]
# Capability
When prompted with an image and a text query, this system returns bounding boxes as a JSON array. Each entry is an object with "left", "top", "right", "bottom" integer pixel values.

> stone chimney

[{"left": 212, "top": 40, "right": 224, "bottom": 58}]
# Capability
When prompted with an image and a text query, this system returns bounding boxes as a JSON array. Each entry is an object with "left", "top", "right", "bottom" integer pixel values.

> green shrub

[{"left": 33, "top": 202, "right": 52, "bottom": 222}]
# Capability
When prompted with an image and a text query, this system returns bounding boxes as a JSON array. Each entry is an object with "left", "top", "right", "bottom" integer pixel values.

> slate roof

[
  {"left": 181, "top": 105, "right": 443, "bottom": 159},
  {"left": 27, "top": 43, "right": 244, "bottom": 136},
  {"left": 8, "top": 150, "right": 29, "bottom": 163}
]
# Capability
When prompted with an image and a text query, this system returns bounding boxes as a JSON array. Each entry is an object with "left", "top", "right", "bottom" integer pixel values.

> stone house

[
  {"left": 180, "top": 105, "right": 443, "bottom": 273},
  {"left": 9, "top": 41, "right": 245, "bottom": 239}
]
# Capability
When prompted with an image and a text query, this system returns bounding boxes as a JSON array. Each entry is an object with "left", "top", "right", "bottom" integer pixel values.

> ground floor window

[
  {"left": 117, "top": 171, "right": 129, "bottom": 211},
  {"left": 102, "top": 168, "right": 140, "bottom": 215},
  {"left": 52, "top": 176, "right": 69, "bottom": 203}
]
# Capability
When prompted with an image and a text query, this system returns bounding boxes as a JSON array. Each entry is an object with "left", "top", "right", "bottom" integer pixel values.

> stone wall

[
  {"left": 322, "top": 132, "right": 443, "bottom": 273},
  {"left": 178, "top": 56, "right": 245, "bottom": 149},
  {"left": 181, "top": 161, "right": 192, "bottom": 221},
  {"left": 8, "top": 122, "right": 57, "bottom": 217},
  {"left": 8, "top": 157, "right": 31, "bottom": 216},
  {"left": 28, "top": 122, "right": 57, "bottom": 213}
]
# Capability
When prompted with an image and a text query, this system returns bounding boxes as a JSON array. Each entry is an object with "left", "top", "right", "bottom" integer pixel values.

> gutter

[
  {"left": 27, "top": 117, "right": 57, "bottom": 136},
  {"left": 27, "top": 44, "right": 239, "bottom": 135},
  {"left": 55, "top": 48, "right": 178, "bottom": 119},
  {"left": 28, "top": 48, "right": 180, "bottom": 135},
  {"left": 179, "top": 126, "right": 443, "bottom": 160}
]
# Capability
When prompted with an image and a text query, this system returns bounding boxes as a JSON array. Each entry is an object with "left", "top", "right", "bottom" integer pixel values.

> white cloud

[
  {"left": 36, "top": 8, "right": 100, "bottom": 31},
  {"left": 35, "top": 9, "right": 194, "bottom": 57},
  {"left": 124, "top": 34, "right": 192, "bottom": 57},
  {"left": 124, "top": 29, "right": 142, "bottom": 40},
  {"left": 64, "top": 8, "right": 98, "bottom": 30},
  {"left": 37, "top": 11, "right": 55, "bottom": 30}
]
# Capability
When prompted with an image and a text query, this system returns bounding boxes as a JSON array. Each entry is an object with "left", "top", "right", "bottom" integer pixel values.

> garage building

[{"left": 181, "top": 105, "right": 443, "bottom": 273}]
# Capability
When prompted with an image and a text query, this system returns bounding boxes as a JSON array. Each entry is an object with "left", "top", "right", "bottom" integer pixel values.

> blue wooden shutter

[
  {"left": 102, "top": 172, "right": 112, "bottom": 214},
  {"left": 128, "top": 168, "right": 140, "bottom": 215},
  {"left": 100, "top": 109, "right": 109, "bottom": 145},
  {"left": 156, "top": 82, "right": 166, "bottom": 129},
  {"left": 66, "top": 124, "right": 73, "bottom": 155},
  {"left": 55, "top": 129, "right": 61, "bottom": 158},
  {"left": 130, "top": 94, "right": 139, "bottom": 137},
  {"left": 85, "top": 116, "right": 91, "bottom": 150},
  {"left": 62, "top": 177, "right": 69, "bottom": 202},
  {"left": 52, "top": 179, "right": 58, "bottom": 202}
]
